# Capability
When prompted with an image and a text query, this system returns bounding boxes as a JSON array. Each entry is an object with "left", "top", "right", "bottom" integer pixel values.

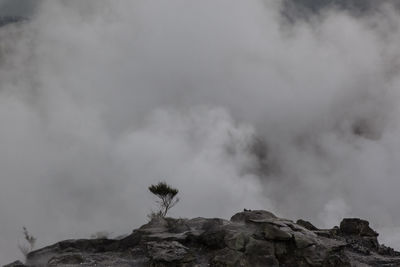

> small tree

[
  {"left": 148, "top": 181, "right": 179, "bottom": 217},
  {"left": 18, "top": 226, "right": 36, "bottom": 259}
]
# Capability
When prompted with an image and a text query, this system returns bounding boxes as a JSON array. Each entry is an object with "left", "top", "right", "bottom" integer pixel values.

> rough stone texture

[
  {"left": 297, "top": 219, "right": 319, "bottom": 231},
  {"left": 230, "top": 209, "right": 276, "bottom": 223},
  {"left": 3, "top": 261, "right": 26, "bottom": 267},
  {"left": 5, "top": 210, "right": 400, "bottom": 266},
  {"left": 340, "top": 218, "right": 378, "bottom": 237},
  {"left": 147, "top": 241, "right": 189, "bottom": 262}
]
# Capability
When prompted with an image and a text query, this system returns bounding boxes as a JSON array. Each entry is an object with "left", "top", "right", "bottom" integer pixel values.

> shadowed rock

[
  {"left": 230, "top": 209, "right": 277, "bottom": 223},
  {"left": 340, "top": 218, "right": 378, "bottom": 237},
  {"left": 5, "top": 210, "right": 400, "bottom": 266},
  {"left": 3, "top": 261, "right": 26, "bottom": 267},
  {"left": 297, "top": 219, "right": 319, "bottom": 231}
]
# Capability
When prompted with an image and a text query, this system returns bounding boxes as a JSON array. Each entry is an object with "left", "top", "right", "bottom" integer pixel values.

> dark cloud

[
  {"left": 0, "top": 0, "right": 38, "bottom": 16},
  {"left": 281, "top": 0, "right": 400, "bottom": 24}
]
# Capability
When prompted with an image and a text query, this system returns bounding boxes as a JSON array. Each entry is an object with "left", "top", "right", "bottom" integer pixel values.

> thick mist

[
  {"left": 2, "top": 0, "right": 400, "bottom": 263},
  {"left": 0, "top": 0, "right": 38, "bottom": 16}
]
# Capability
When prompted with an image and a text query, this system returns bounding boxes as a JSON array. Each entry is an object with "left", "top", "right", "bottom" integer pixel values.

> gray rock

[
  {"left": 245, "top": 238, "right": 278, "bottom": 266},
  {"left": 230, "top": 210, "right": 277, "bottom": 223},
  {"left": 224, "top": 232, "right": 248, "bottom": 251},
  {"left": 340, "top": 218, "right": 378, "bottom": 237},
  {"left": 3, "top": 261, "right": 26, "bottom": 267},
  {"left": 263, "top": 224, "right": 293, "bottom": 241},
  {"left": 297, "top": 219, "right": 319, "bottom": 231},
  {"left": 5, "top": 210, "right": 400, "bottom": 266},
  {"left": 47, "top": 254, "right": 84, "bottom": 266},
  {"left": 293, "top": 231, "right": 316, "bottom": 249},
  {"left": 211, "top": 248, "right": 246, "bottom": 267},
  {"left": 147, "top": 241, "right": 189, "bottom": 262}
]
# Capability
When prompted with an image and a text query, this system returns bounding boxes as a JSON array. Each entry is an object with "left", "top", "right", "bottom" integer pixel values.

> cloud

[
  {"left": 1, "top": 0, "right": 400, "bottom": 263},
  {"left": 0, "top": 0, "right": 39, "bottom": 16}
]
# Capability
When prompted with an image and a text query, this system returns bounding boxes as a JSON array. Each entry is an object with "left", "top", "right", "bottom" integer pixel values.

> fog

[
  {"left": 0, "top": 0, "right": 38, "bottom": 16},
  {"left": 1, "top": 0, "right": 400, "bottom": 263}
]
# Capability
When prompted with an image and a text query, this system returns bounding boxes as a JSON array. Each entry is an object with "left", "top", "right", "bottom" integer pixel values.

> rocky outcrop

[
  {"left": 3, "top": 261, "right": 26, "bottom": 267},
  {"left": 340, "top": 218, "right": 378, "bottom": 237},
  {"left": 5, "top": 210, "right": 400, "bottom": 266}
]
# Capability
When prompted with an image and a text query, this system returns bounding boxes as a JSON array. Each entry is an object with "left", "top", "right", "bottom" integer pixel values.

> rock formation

[{"left": 5, "top": 210, "right": 400, "bottom": 266}]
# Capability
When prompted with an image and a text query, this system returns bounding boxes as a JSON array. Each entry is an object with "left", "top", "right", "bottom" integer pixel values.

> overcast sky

[
  {"left": 0, "top": 0, "right": 38, "bottom": 16},
  {"left": 2, "top": 0, "right": 400, "bottom": 264}
]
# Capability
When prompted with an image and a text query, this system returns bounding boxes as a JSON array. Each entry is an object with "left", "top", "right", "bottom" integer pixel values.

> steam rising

[{"left": 2, "top": 0, "right": 400, "bottom": 262}]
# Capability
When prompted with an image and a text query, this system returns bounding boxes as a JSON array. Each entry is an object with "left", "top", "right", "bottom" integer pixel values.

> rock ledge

[{"left": 5, "top": 210, "right": 400, "bottom": 266}]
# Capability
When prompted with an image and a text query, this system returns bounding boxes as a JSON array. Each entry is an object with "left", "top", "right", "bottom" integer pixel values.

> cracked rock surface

[{"left": 5, "top": 210, "right": 400, "bottom": 266}]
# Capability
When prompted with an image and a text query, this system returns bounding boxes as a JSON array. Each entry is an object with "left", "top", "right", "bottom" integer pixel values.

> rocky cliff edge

[{"left": 5, "top": 210, "right": 400, "bottom": 266}]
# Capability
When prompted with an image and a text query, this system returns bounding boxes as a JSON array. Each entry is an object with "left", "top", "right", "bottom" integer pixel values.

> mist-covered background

[
  {"left": 0, "top": 0, "right": 38, "bottom": 16},
  {"left": 2, "top": 0, "right": 400, "bottom": 263}
]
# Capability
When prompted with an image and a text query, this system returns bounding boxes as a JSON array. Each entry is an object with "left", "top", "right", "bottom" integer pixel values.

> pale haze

[
  {"left": 0, "top": 0, "right": 38, "bottom": 16},
  {"left": 1, "top": 0, "right": 400, "bottom": 263}
]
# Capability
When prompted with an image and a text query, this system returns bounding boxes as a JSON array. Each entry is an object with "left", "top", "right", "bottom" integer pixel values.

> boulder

[
  {"left": 263, "top": 225, "right": 292, "bottom": 241},
  {"left": 292, "top": 231, "right": 316, "bottom": 249},
  {"left": 230, "top": 210, "right": 277, "bottom": 223},
  {"left": 340, "top": 218, "right": 378, "bottom": 237}
]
